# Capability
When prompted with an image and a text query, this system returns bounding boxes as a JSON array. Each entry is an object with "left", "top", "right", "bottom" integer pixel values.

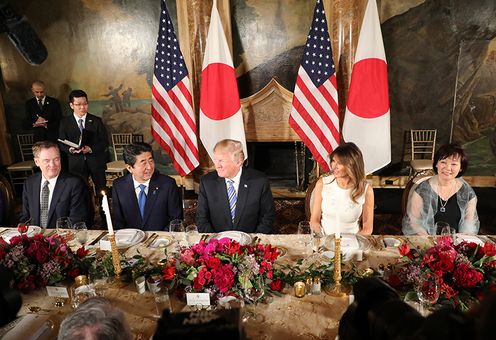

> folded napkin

[{"left": 2, "top": 314, "right": 53, "bottom": 340}]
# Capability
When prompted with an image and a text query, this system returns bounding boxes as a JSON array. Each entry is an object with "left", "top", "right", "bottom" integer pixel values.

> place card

[
  {"left": 186, "top": 292, "right": 210, "bottom": 306},
  {"left": 46, "top": 286, "right": 69, "bottom": 298}
]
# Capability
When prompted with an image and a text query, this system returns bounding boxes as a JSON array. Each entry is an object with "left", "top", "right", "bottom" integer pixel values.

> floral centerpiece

[
  {"left": 161, "top": 238, "right": 284, "bottom": 303},
  {"left": 388, "top": 237, "right": 496, "bottom": 310},
  {"left": 0, "top": 232, "right": 91, "bottom": 291}
]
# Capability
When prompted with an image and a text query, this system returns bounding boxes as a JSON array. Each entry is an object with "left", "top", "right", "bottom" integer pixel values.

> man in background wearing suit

[
  {"left": 196, "top": 139, "right": 275, "bottom": 234},
  {"left": 111, "top": 143, "right": 182, "bottom": 231},
  {"left": 58, "top": 89, "right": 109, "bottom": 195},
  {"left": 25, "top": 80, "right": 62, "bottom": 143},
  {"left": 20, "top": 141, "right": 89, "bottom": 228}
]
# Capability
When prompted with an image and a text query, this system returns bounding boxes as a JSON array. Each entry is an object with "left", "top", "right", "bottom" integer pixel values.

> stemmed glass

[
  {"left": 56, "top": 217, "right": 72, "bottom": 240},
  {"left": 169, "top": 219, "right": 185, "bottom": 246},
  {"left": 185, "top": 224, "right": 200, "bottom": 246},
  {"left": 73, "top": 222, "right": 88, "bottom": 247},
  {"left": 297, "top": 221, "right": 312, "bottom": 255},
  {"left": 88, "top": 260, "right": 111, "bottom": 296},
  {"left": 416, "top": 273, "right": 440, "bottom": 316},
  {"left": 242, "top": 276, "right": 265, "bottom": 323}
]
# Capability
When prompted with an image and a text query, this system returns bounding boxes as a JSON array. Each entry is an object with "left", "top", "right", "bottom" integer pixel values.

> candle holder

[
  {"left": 108, "top": 234, "right": 122, "bottom": 279},
  {"left": 326, "top": 236, "right": 347, "bottom": 297}
]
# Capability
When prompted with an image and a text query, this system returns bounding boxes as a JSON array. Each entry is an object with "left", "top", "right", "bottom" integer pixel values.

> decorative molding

[{"left": 240, "top": 78, "right": 300, "bottom": 142}]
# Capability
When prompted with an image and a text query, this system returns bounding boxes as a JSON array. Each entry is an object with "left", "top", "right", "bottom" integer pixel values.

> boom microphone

[{"left": 0, "top": 0, "right": 47, "bottom": 65}]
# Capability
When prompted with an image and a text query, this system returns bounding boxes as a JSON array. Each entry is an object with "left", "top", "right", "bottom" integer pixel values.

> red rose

[
  {"left": 206, "top": 257, "right": 221, "bottom": 269},
  {"left": 387, "top": 274, "right": 401, "bottom": 287},
  {"left": 17, "top": 223, "right": 28, "bottom": 234},
  {"left": 67, "top": 268, "right": 80, "bottom": 279},
  {"left": 453, "top": 262, "right": 484, "bottom": 288},
  {"left": 225, "top": 241, "right": 241, "bottom": 256},
  {"left": 422, "top": 245, "right": 456, "bottom": 273},
  {"left": 163, "top": 265, "right": 176, "bottom": 281},
  {"left": 269, "top": 279, "right": 283, "bottom": 292},
  {"left": 398, "top": 243, "right": 410, "bottom": 257},
  {"left": 213, "top": 264, "right": 235, "bottom": 294},
  {"left": 76, "top": 246, "right": 89, "bottom": 258}
]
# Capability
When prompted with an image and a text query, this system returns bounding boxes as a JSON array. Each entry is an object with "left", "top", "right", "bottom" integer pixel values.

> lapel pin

[{"left": 244, "top": 184, "right": 247, "bottom": 188}]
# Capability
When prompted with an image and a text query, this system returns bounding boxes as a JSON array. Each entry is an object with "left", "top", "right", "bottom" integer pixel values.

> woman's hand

[{"left": 310, "top": 222, "right": 322, "bottom": 234}]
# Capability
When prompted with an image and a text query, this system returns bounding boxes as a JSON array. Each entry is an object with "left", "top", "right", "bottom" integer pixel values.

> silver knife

[{"left": 89, "top": 231, "right": 107, "bottom": 246}]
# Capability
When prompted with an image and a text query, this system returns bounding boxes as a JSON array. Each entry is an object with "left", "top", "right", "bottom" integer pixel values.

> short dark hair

[
  {"left": 123, "top": 142, "right": 153, "bottom": 166},
  {"left": 69, "top": 89, "right": 88, "bottom": 103},
  {"left": 433, "top": 143, "right": 468, "bottom": 177}
]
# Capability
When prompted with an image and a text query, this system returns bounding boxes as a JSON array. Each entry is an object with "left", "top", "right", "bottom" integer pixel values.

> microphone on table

[{"left": 0, "top": 0, "right": 47, "bottom": 65}]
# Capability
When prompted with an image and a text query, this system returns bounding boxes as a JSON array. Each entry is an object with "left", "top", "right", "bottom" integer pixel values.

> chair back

[
  {"left": 17, "top": 134, "right": 34, "bottom": 161},
  {"left": 0, "top": 173, "right": 15, "bottom": 225},
  {"left": 304, "top": 180, "right": 318, "bottom": 220},
  {"left": 111, "top": 133, "right": 133, "bottom": 161},
  {"left": 132, "top": 134, "right": 144, "bottom": 143},
  {"left": 410, "top": 129, "right": 437, "bottom": 161},
  {"left": 401, "top": 174, "right": 433, "bottom": 216}
]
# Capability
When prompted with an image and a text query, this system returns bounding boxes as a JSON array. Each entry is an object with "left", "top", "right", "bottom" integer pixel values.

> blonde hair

[
  {"left": 213, "top": 139, "right": 244, "bottom": 163},
  {"left": 329, "top": 142, "right": 366, "bottom": 203}
]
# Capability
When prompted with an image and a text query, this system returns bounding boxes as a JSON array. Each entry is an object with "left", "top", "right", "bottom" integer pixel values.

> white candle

[
  {"left": 335, "top": 214, "right": 341, "bottom": 239},
  {"left": 101, "top": 191, "right": 114, "bottom": 235}
]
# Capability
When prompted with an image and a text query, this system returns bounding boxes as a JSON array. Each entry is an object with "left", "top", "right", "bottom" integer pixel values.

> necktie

[
  {"left": 78, "top": 119, "right": 84, "bottom": 133},
  {"left": 138, "top": 184, "right": 147, "bottom": 218},
  {"left": 40, "top": 181, "right": 49, "bottom": 228},
  {"left": 227, "top": 180, "right": 237, "bottom": 221},
  {"left": 38, "top": 98, "right": 43, "bottom": 109}
]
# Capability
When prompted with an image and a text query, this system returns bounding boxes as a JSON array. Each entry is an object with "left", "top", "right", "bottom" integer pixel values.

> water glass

[
  {"left": 169, "top": 219, "right": 184, "bottom": 233},
  {"left": 435, "top": 221, "right": 450, "bottom": 236},
  {"left": 73, "top": 222, "right": 88, "bottom": 247},
  {"left": 416, "top": 274, "right": 440, "bottom": 316},
  {"left": 185, "top": 224, "right": 200, "bottom": 245},
  {"left": 440, "top": 226, "right": 456, "bottom": 243},
  {"left": 56, "top": 217, "right": 72, "bottom": 240},
  {"left": 312, "top": 230, "right": 325, "bottom": 253},
  {"left": 297, "top": 221, "right": 312, "bottom": 254}
]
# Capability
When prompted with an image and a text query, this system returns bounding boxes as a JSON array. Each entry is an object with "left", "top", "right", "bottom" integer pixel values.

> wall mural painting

[{"left": 0, "top": 0, "right": 177, "bottom": 174}]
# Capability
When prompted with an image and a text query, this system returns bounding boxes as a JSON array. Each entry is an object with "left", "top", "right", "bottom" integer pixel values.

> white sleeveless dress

[{"left": 320, "top": 175, "right": 368, "bottom": 235}]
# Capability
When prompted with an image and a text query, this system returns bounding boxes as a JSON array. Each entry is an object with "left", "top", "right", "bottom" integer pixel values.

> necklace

[
  {"left": 437, "top": 180, "right": 455, "bottom": 213},
  {"left": 439, "top": 196, "right": 448, "bottom": 213}
]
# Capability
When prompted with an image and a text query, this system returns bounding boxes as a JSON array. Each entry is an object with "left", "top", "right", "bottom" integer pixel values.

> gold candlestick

[
  {"left": 327, "top": 236, "right": 347, "bottom": 297},
  {"left": 108, "top": 234, "right": 121, "bottom": 278}
]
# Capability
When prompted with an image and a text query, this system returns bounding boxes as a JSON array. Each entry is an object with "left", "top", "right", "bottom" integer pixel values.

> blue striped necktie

[
  {"left": 227, "top": 179, "right": 237, "bottom": 221},
  {"left": 138, "top": 184, "right": 146, "bottom": 218}
]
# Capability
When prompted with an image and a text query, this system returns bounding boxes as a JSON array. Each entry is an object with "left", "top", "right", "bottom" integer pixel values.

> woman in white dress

[{"left": 310, "top": 142, "right": 374, "bottom": 235}]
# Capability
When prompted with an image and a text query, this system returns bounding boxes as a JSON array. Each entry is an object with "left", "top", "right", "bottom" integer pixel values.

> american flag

[
  {"left": 151, "top": 0, "right": 199, "bottom": 176},
  {"left": 289, "top": 0, "right": 339, "bottom": 173}
]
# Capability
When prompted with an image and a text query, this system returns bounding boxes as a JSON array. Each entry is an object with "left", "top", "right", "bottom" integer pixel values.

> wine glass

[
  {"left": 439, "top": 225, "right": 456, "bottom": 243},
  {"left": 88, "top": 261, "right": 111, "bottom": 296},
  {"left": 297, "top": 221, "right": 312, "bottom": 254},
  {"left": 73, "top": 222, "right": 88, "bottom": 247},
  {"left": 435, "top": 221, "right": 450, "bottom": 236},
  {"left": 169, "top": 219, "right": 184, "bottom": 232},
  {"left": 416, "top": 274, "right": 440, "bottom": 316},
  {"left": 56, "top": 217, "right": 72, "bottom": 240},
  {"left": 185, "top": 224, "right": 200, "bottom": 246},
  {"left": 242, "top": 276, "right": 265, "bottom": 323}
]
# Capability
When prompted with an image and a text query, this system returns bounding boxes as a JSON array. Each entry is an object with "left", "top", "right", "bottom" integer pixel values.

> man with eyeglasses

[{"left": 58, "top": 89, "right": 109, "bottom": 209}]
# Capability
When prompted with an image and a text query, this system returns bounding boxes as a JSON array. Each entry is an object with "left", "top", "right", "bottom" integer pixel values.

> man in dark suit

[
  {"left": 58, "top": 89, "right": 109, "bottom": 195},
  {"left": 112, "top": 142, "right": 182, "bottom": 231},
  {"left": 196, "top": 139, "right": 275, "bottom": 234},
  {"left": 25, "top": 80, "right": 62, "bottom": 142},
  {"left": 20, "top": 141, "right": 89, "bottom": 228}
]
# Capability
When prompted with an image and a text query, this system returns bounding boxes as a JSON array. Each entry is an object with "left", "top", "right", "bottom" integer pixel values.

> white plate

[
  {"left": 103, "top": 229, "right": 146, "bottom": 248},
  {"left": 383, "top": 237, "right": 401, "bottom": 248},
  {"left": 150, "top": 237, "right": 173, "bottom": 248},
  {"left": 322, "top": 248, "right": 364, "bottom": 262},
  {"left": 1, "top": 226, "right": 42, "bottom": 243},
  {"left": 455, "top": 234, "right": 484, "bottom": 246},
  {"left": 328, "top": 233, "right": 371, "bottom": 251},
  {"left": 210, "top": 231, "right": 252, "bottom": 245}
]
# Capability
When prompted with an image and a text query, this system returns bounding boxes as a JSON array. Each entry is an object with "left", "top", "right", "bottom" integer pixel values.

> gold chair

[
  {"left": 410, "top": 129, "right": 437, "bottom": 178},
  {"left": 7, "top": 134, "right": 36, "bottom": 192},
  {"left": 304, "top": 180, "right": 318, "bottom": 221},
  {"left": 106, "top": 133, "right": 133, "bottom": 187}
]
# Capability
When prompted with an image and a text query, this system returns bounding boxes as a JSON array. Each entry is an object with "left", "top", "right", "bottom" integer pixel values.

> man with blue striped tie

[
  {"left": 111, "top": 142, "right": 182, "bottom": 231},
  {"left": 196, "top": 139, "right": 275, "bottom": 234}
]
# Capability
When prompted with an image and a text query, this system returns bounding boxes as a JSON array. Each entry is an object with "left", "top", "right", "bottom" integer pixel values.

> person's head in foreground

[{"left": 57, "top": 297, "right": 132, "bottom": 340}]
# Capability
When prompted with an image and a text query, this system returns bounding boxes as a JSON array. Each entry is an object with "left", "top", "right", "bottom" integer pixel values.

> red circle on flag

[
  {"left": 347, "top": 58, "right": 389, "bottom": 118},
  {"left": 200, "top": 63, "right": 240, "bottom": 120}
]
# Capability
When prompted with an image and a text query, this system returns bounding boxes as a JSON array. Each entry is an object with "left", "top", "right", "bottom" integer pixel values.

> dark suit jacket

[
  {"left": 25, "top": 96, "right": 62, "bottom": 142},
  {"left": 196, "top": 167, "right": 275, "bottom": 234},
  {"left": 111, "top": 173, "right": 183, "bottom": 231},
  {"left": 20, "top": 172, "right": 89, "bottom": 228},
  {"left": 58, "top": 113, "right": 109, "bottom": 174}
]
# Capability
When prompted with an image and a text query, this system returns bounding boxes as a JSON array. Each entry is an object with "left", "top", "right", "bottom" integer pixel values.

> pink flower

[
  {"left": 179, "top": 249, "right": 195, "bottom": 266},
  {"left": 213, "top": 264, "right": 235, "bottom": 293}
]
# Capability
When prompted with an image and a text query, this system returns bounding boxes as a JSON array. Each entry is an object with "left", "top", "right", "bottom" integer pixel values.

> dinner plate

[
  {"left": 150, "top": 236, "right": 173, "bottom": 248},
  {"left": 102, "top": 229, "right": 146, "bottom": 249},
  {"left": 328, "top": 233, "right": 371, "bottom": 252},
  {"left": 210, "top": 231, "right": 252, "bottom": 245},
  {"left": 455, "top": 234, "right": 484, "bottom": 246},
  {"left": 1, "top": 226, "right": 42, "bottom": 243},
  {"left": 383, "top": 237, "right": 402, "bottom": 248}
]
